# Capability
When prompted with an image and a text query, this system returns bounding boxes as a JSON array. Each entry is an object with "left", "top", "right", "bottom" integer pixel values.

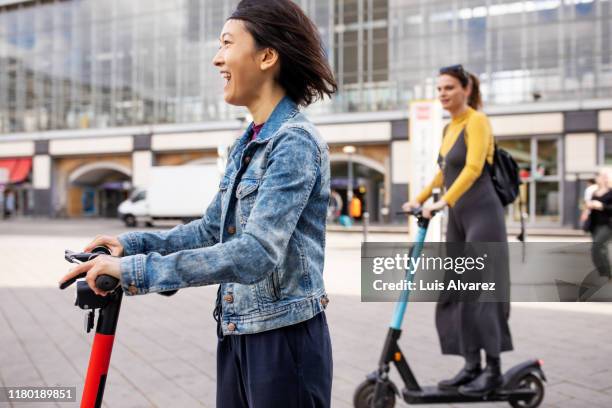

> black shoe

[
  {"left": 438, "top": 365, "right": 482, "bottom": 390},
  {"left": 458, "top": 365, "right": 503, "bottom": 397}
]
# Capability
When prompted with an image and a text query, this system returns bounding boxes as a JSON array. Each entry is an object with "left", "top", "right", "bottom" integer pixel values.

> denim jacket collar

[{"left": 238, "top": 96, "right": 299, "bottom": 147}]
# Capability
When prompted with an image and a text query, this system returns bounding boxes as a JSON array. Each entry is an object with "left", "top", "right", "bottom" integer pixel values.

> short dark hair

[
  {"left": 439, "top": 64, "right": 482, "bottom": 110},
  {"left": 230, "top": 0, "right": 337, "bottom": 107}
]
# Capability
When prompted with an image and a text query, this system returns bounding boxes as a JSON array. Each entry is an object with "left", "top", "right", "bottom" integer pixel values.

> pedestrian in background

[
  {"left": 403, "top": 64, "right": 512, "bottom": 396},
  {"left": 585, "top": 169, "right": 612, "bottom": 279},
  {"left": 580, "top": 178, "right": 597, "bottom": 230},
  {"left": 4, "top": 189, "right": 15, "bottom": 218}
]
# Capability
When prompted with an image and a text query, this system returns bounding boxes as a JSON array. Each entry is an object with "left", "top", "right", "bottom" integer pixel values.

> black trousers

[
  {"left": 591, "top": 224, "right": 612, "bottom": 278},
  {"left": 216, "top": 312, "right": 333, "bottom": 408}
]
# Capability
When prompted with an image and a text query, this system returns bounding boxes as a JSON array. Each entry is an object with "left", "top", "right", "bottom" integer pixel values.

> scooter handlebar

[
  {"left": 396, "top": 207, "right": 438, "bottom": 217},
  {"left": 60, "top": 247, "right": 119, "bottom": 291},
  {"left": 61, "top": 247, "right": 176, "bottom": 296},
  {"left": 59, "top": 272, "right": 119, "bottom": 291},
  {"left": 96, "top": 275, "right": 120, "bottom": 292}
]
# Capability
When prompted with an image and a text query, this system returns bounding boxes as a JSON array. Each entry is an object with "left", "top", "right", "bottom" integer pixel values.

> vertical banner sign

[{"left": 409, "top": 100, "right": 443, "bottom": 241}]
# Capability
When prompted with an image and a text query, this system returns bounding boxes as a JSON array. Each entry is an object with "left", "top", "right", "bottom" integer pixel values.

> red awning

[{"left": 0, "top": 158, "right": 32, "bottom": 184}]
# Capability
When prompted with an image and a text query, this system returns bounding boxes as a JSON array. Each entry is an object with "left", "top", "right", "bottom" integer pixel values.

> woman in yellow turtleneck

[
  {"left": 403, "top": 65, "right": 512, "bottom": 397},
  {"left": 414, "top": 105, "right": 494, "bottom": 208}
]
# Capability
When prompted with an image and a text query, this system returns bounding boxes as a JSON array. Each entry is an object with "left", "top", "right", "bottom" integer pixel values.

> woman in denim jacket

[{"left": 60, "top": 1, "right": 337, "bottom": 406}]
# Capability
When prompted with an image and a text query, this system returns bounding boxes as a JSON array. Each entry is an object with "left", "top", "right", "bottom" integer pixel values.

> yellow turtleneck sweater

[{"left": 415, "top": 107, "right": 494, "bottom": 207}]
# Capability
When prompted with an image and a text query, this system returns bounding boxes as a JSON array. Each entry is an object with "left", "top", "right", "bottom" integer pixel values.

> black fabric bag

[
  {"left": 486, "top": 144, "right": 521, "bottom": 207},
  {"left": 442, "top": 123, "right": 521, "bottom": 207},
  {"left": 582, "top": 212, "right": 592, "bottom": 233}
]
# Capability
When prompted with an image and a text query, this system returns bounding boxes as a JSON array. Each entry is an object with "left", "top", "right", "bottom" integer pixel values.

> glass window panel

[
  {"left": 343, "top": 0, "right": 359, "bottom": 25},
  {"left": 508, "top": 183, "right": 530, "bottom": 223},
  {"left": 535, "top": 181, "right": 560, "bottom": 223},
  {"left": 498, "top": 138, "right": 532, "bottom": 180},
  {"left": 603, "top": 135, "right": 612, "bottom": 165},
  {"left": 536, "top": 139, "right": 558, "bottom": 177}
]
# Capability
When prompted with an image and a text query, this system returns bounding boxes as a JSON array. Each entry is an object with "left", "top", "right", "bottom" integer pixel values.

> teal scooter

[{"left": 354, "top": 208, "right": 546, "bottom": 408}]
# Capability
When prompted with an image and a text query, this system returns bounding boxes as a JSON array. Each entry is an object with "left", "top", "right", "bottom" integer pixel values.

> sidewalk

[
  {"left": 1, "top": 285, "right": 611, "bottom": 408},
  {"left": 0, "top": 220, "right": 610, "bottom": 407}
]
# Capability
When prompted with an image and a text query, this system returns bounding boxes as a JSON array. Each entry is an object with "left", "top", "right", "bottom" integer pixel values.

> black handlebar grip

[
  {"left": 92, "top": 246, "right": 111, "bottom": 255},
  {"left": 95, "top": 275, "right": 120, "bottom": 291}
]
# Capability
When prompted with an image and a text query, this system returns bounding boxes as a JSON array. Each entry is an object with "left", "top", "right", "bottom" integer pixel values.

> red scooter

[
  {"left": 59, "top": 246, "right": 175, "bottom": 408},
  {"left": 59, "top": 246, "right": 122, "bottom": 408}
]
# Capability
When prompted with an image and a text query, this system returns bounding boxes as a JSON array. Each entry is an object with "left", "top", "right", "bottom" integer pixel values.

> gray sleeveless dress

[{"left": 435, "top": 129, "right": 513, "bottom": 358}]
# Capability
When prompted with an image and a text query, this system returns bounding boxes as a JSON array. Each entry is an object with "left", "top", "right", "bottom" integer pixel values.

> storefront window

[
  {"left": 497, "top": 136, "right": 560, "bottom": 225},
  {"left": 535, "top": 180, "right": 560, "bottom": 222},
  {"left": 601, "top": 134, "right": 612, "bottom": 165},
  {"left": 498, "top": 138, "right": 530, "bottom": 223},
  {"left": 536, "top": 139, "right": 558, "bottom": 177}
]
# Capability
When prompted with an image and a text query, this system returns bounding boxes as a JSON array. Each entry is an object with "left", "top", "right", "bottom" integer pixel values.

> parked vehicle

[
  {"left": 117, "top": 189, "right": 147, "bottom": 227},
  {"left": 117, "top": 165, "right": 220, "bottom": 227}
]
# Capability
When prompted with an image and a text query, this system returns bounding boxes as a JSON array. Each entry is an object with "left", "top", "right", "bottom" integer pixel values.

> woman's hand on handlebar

[
  {"left": 59, "top": 255, "right": 121, "bottom": 296},
  {"left": 402, "top": 200, "right": 421, "bottom": 213},
  {"left": 422, "top": 199, "right": 448, "bottom": 219},
  {"left": 84, "top": 235, "right": 124, "bottom": 257}
]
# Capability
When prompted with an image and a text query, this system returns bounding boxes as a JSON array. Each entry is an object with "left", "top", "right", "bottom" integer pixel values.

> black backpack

[
  {"left": 486, "top": 143, "right": 526, "bottom": 247},
  {"left": 486, "top": 144, "right": 521, "bottom": 206},
  {"left": 443, "top": 123, "right": 521, "bottom": 207}
]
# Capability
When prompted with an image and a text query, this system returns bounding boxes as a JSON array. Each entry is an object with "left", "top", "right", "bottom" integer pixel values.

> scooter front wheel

[
  {"left": 509, "top": 373, "right": 545, "bottom": 408},
  {"left": 353, "top": 379, "right": 396, "bottom": 408}
]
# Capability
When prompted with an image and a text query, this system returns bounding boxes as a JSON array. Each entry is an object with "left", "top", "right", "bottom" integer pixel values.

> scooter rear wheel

[
  {"left": 509, "top": 373, "right": 545, "bottom": 408},
  {"left": 353, "top": 379, "right": 396, "bottom": 408}
]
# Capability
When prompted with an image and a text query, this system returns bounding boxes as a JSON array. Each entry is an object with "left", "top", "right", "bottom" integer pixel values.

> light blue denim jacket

[{"left": 117, "top": 96, "right": 330, "bottom": 336}]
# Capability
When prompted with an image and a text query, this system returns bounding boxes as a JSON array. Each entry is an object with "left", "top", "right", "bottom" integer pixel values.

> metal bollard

[{"left": 363, "top": 211, "right": 369, "bottom": 242}]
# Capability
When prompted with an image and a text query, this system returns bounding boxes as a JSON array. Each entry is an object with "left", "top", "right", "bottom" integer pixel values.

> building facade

[{"left": 1, "top": 0, "right": 611, "bottom": 228}]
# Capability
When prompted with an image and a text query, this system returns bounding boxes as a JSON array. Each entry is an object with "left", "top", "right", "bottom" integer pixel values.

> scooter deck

[{"left": 402, "top": 385, "right": 537, "bottom": 404}]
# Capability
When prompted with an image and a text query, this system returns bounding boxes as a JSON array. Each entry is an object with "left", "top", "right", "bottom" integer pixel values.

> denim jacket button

[
  {"left": 227, "top": 322, "right": 236, "bottom": 331},
  {"left": 223, "top": 294, "right": 234, "bottom": 303},
  {"left": 320, "top": 296, "right": 329, "bottom": 308},
  {"left": 227, "top": 226, "right": 236, "bottom": 235},
  {"left": 127, "top": 285, "right": 138, "bottom": 295},
  {"left": 244, "top": 156, "right": 251, "bottom": 165}
]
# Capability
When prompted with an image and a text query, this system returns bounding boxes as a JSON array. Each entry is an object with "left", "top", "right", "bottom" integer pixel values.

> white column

[
  {"left": 32, "top": 154, "right": 53, "bottom": 216},
  {"left": 33, "top": 155, "right": 51, "bottom": 189},
  {"left": 132, "top": 151, "right": 153, "bottom": 189},
  {"left": 391, "top": 140, "right": 410, "bottom": 185},
  {"left": 565, "top": 133, "right": 596, "bottom": 173}
]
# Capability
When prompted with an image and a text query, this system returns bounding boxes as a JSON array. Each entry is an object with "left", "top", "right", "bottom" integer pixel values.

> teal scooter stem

[{"left": 389, "top": 214, "right": 429, "bottom": 331}]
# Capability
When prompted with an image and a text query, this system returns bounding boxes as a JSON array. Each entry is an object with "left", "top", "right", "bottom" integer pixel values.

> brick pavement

[{"left": 0, "top": 219, "right": 611, "bottom": 407}]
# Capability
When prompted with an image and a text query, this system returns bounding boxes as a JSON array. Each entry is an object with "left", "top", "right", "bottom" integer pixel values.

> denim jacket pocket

[
  {"left": 254, "top": 269, "right": 281, "bottom": 307},
  {"left": 236, "top": 178, "right": 260, "bottom": 226}
]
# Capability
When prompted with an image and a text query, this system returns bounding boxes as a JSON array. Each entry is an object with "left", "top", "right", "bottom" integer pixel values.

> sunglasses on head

[{"left": 439, "top": 64, "right": 469, "bottom": 85}]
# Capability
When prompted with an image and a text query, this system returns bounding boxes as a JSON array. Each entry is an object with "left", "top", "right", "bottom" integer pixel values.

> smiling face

[
  {"left": 212, "top": 19, "right": 275, "bottom": 107},
  {"left": 437, "top": 74, "right": 470, "bottom": 113}
]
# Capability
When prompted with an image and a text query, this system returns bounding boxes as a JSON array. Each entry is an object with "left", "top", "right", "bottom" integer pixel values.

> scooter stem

[{"left": 81, "top": 291, "right": 122, "bottom": 408}]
